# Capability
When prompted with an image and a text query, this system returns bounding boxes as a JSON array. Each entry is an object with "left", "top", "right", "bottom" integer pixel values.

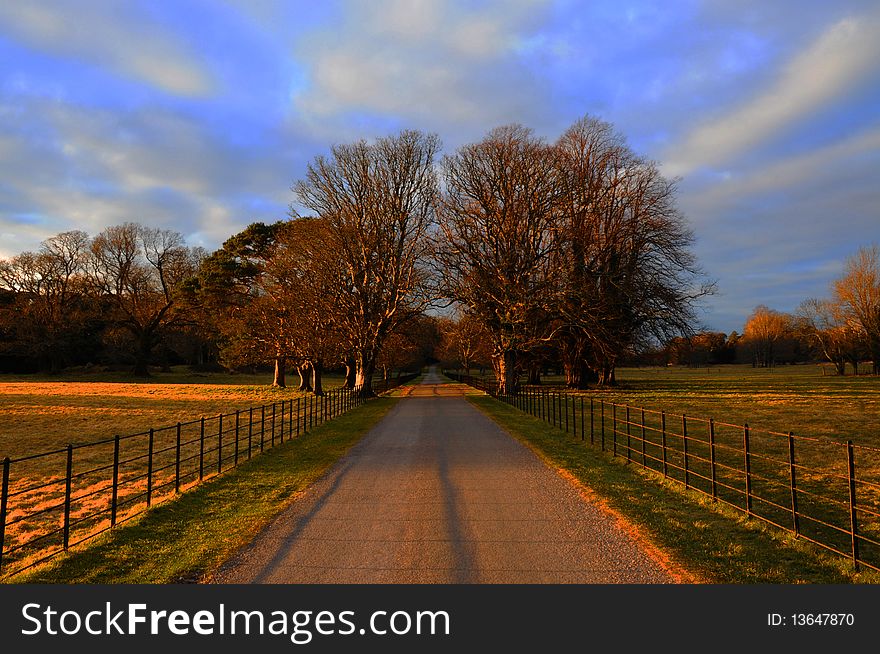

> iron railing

[{"left": 0, "top": 373, "right": 418, "bottom": 580}]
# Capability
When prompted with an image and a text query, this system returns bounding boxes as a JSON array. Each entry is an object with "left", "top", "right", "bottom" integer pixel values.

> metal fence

[
  {"left": 445, "top": 371, "right": 880, "bottom": 573},
  {"left": 0, "top": 374, "right": 418, "bottom": 580}
]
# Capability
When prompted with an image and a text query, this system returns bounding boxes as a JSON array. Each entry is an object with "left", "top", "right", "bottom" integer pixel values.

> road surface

[{"left": 214, "top": 369, "right": 674, "bottom": 583}]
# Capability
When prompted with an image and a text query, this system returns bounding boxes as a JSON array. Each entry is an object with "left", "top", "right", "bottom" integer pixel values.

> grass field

[
  {"left": 454, "top": 364, "right": 880, "bottom": 574},
  {"left": 469, "top": 395, "right": 877, "bottom": 583},
  {"left": 13, "top": 398, "right": 399, "bottom": 583},
  {"left": 459, "top": 364, "right": 880, "bottom": 444},
  {"left": 0, "top": 367, "right": 348, "bottom": 578},
  {"left": 0, "top": 366, "right": 345, "bottom": 459}
]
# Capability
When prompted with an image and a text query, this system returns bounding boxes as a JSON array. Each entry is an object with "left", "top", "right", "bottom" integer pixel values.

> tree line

[
  {"left": 734, "top": 247, "right": 880, "bottom": 375},
  {"left": 27, "top": 116, "right": 880, "bottom": 392}
]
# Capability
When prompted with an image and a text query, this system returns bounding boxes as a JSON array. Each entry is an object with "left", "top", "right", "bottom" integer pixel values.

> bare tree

[
  {"left": 551, "top": 116, "right": 707, "bottom": 386},
  {"left": 436, "top": 125, "right": 560, "bottom": 394},
  {"left": 88, "top": 223, "right": 196, "bottom": 376},
  {"left": 797, "top": 298, "right": 863, "bottom": 375},
  {"left": 834, "top": 245, "right": 880, "bottom": 375},
  {"left": 293, "top": 129, "right": 440, "bottom": 395},
  {"left": 743, "top": 305, "right": 792, "bottom": 368},
  {"left": 0, "top": 231, "right": 92, "bottom": 371}
]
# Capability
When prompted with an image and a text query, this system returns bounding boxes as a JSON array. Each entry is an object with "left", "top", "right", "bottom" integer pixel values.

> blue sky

[{"left": 0, "top": 0, "right": 878, "bottom": 333}]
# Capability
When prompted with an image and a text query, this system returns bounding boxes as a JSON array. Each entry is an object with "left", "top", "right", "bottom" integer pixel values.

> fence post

[
  {"left": 661, "top": 411, "right": 667, "bottom": 477},
  {"left": 590, "top": 398, "right": 594, "bottom": 444},
  {"left": 743, "top": 424, "right": 752, "bottom": 515},
  {"left": 147, "top": 429, "right": 154, "bottom": 507},
  {"left": 565, "top": 394, "right": 570, "bottom": 433},
  {"left": 1, "top": 456, "right": 10, "bottom": 571},
  {"left": 788, "top": 432, "right": 799, "bottom": 536},
  {"left": 641, "top": 409, "right": 647, "bottom": 467},
  {"left": 217, "top": 415, "right": 223, "bottom": 474},
  {"left": 175, "top": 422, "right": 182, "bottom": 493},
  {"left": 612, "top": 404, "right": 617, "bottom": 456},
  {"left": 280, "top": 401, "right": 285, "bottom": 444},
  {"left": 297, "top": 398, "right": 301, "bottom": 437},
  {"left": 682, "top": 415, "right": 689, "bottom": 488},
  {"left": 248, "top": 408, "right": 253, "bottom": 460},
  {"left": 234, "top": 410, "right": 240, "bottom": 466},
  {"left": 626, "top": 406, "right": 632, "bottom": 463},
  {"left": 847, "top": 440, "right": 860, "bottom": 570},
  {"left": 111, "top": 436, "right": 119, "bottom": 526},
  {"left": 601, "top": 401, "right": 605, "bottom": 451},
  {"left": 199, "top": 417, "right": 205, "bottom": 480},
  {"left": 580, "top": 398, "right": 585, "bottom": 441},
  {"left": 63, "top": 444, "right": 73, "bottom": 550},
  {"left": 290, "top": 398, "right": 294, "bottom": 433},
  {"left": 271, "top": 404, "right": 276, "bottom": 445},
  {"left": 260, "top": 406, "right": 265, "bottom": 452},
  {"left": 709, "top": 419, "right": 717, "bottom": 500}
]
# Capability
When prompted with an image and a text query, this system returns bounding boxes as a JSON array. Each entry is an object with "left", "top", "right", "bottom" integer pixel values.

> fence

[
  {"left": 445, "top": 371, "right": 880, "bottom": 573},
  {"left": 0, "top": 374, "right": 418, "bottom": 580}
]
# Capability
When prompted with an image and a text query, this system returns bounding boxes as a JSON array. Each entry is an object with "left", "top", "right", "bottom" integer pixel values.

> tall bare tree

[
  {"left": 293, "top": 129, "right": 440, "bottom": 395},
  {"left": 552, "top": 116, "right": 707, "bottom": 386},
  {"left": 743, "top": 305, "right": 792, "bottom": 368},
  {"left": 0, "top": 230, "right": 93, "bottom": 371},
  {"left": 834, "top": 245, "right": 880, "bottom": 375},
  {"left": 88, "top": 223, "right": 197, "bottom": 376},
  {"left": 436, "top": 125, "right": 560, "bottom": 394},
  {"left": 797, "top": 298, "right": 863, "bottom": 375}
]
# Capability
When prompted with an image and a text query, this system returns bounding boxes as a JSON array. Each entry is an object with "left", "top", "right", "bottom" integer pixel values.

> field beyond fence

[
  {"left": 0, "top": 375, "right": 418, "bottom": 580},
  {"left": 445, "top": 371, "right": 880, "bottom": 573}
]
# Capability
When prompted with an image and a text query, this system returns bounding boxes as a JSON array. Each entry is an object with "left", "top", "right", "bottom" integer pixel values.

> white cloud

[
  {"left": 0, "top": 1, "right": 214, "bottom": 96},
  {"left": 291, "top": 0, "right": 550, "bottom": 137},
  {"left": 664, "top": 12, "right": 880, "bottom": 176},
  {"left": 686, "top": 125, "right": 880, "bottom": 208}
]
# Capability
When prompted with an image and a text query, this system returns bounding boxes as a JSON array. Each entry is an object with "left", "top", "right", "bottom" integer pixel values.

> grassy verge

[
  {"left": 12, "top": 397, "right": 398, "bottom": 584},
  {"left": 468, "top": 395, "right": 880, "bottom": 584}
]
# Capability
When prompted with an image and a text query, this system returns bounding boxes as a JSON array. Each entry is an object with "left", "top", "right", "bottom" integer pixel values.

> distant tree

[
  {"left": 293, "top": 129, "right": 441, "bottom": 395},
  {"left": 437, "top": 311, "right": 493, "bottom": 375},
  {"left": 551, "top": 116, "right": 708, "bottom": 386},
  {"left": 436, "top": 125, "right": 559, "bottom": 394},
  {"left": 834, "top": 245, "right": 880, "bottom": 375},
  {"left": 86, "top": 223, "right": 199, "bottom": 376},
  {"left": 797, "top": 298, "right": 863, "bottom": 375},
  {"left": 193, "top": 221, "right": 298, "bottom": 387},
  {"left": 0, "top": 231, "right": 94, "bottom": 371},
  {"left": 742, "top": 305, "right": 792, "bottom": 368}
]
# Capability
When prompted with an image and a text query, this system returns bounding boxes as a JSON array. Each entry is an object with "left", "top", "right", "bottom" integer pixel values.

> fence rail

[
  {"left": 445, "top": 371, "right": 880, "bottom": 573},
  {"left": 0, "top": 374, "right": 418, "bottom": 580}
]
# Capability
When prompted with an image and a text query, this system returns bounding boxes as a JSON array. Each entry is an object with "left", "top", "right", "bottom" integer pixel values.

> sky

[{"left": 0, "top": 0, "right": 878, "bottom": 333}]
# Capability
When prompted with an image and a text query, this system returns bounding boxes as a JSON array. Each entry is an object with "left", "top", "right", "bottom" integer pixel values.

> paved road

[{"left": 214, "top": 369, "right": 673, "bottom": 583}]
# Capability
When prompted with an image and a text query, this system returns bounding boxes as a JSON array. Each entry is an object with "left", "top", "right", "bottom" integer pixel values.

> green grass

[
  {"left": 468, "top": 394, "right": 880, "bottom": 584},
  {"left": 11, "top": 397, "right": 398, "bottom": 584}
]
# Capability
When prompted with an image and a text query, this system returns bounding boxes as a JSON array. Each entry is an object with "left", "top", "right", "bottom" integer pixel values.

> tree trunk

[
  {"left": 526, "top": 365, "right": 542, "bottom": 385},
  {"left": 344, "top": 358, "right": 356, "bottom": 389},
  {"left": 495, "top": 349, "right": 517, "bottom": 395},
  {"left": 312, "top": 359, "right": 324, "bottom": 396},
  {"left": 355, "top": 354, "right": 376, "bottom": 396},
  {"left": 835, "top": 360, "right": 846, "bottom": 376},
  {"left": 133, "top": 337, "right": 152, "bottom": 377},
  {"left": 272, "top": 356, "right": 286, "bottom": 388},
  {"left": 297, "top": 363, "right": 313, "bottom": 391}
]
